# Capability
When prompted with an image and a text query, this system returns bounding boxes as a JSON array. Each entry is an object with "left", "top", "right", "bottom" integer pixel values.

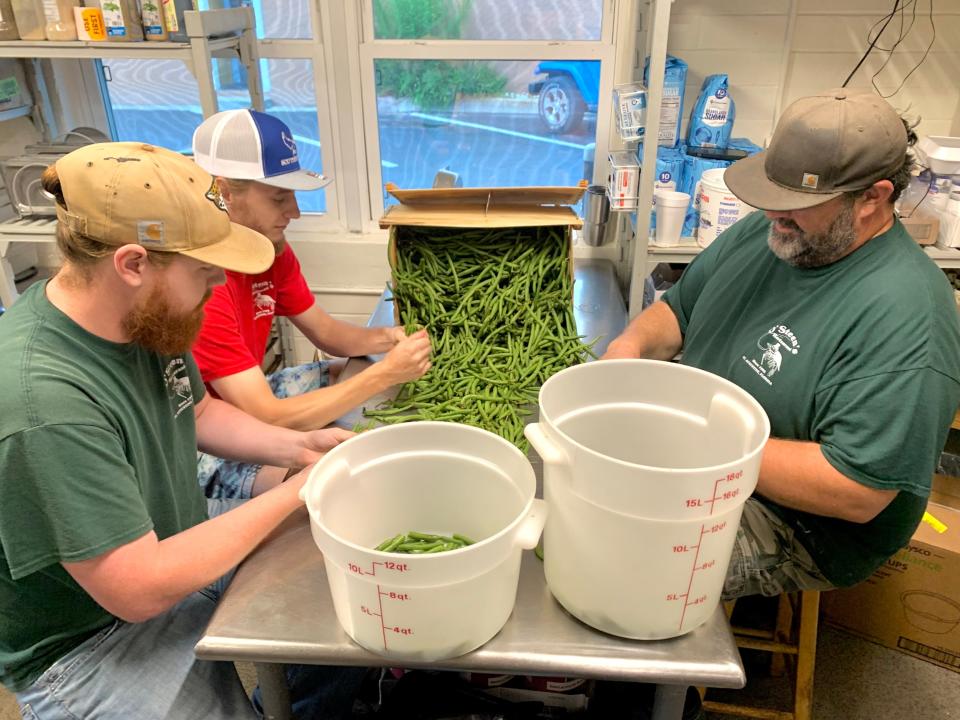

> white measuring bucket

[
  {"left": 697, "top": 167, "right": 754, "bottom": 247},
  {"left": 302, "top": 422, "right": 546, "bottom": 661},
  {"left": 525, "top": 360, "right": 769, "bottom": 639}
]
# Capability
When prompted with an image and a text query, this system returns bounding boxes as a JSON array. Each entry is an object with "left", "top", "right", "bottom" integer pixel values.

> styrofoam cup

[{"left": 654, "top": 190, "right": 690, "bottom": 246}]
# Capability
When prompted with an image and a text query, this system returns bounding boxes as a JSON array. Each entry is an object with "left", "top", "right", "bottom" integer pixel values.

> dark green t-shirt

[
  {"left": 0, "top": 281, "right": 207, "bottom": 692},
  {"left": 662, "top": 212, "right": 960, "bottom": 586}
]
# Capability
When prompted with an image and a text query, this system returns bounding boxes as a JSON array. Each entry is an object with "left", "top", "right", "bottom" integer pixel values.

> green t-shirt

[
  {"left": 0, "top": 281, "right": 208, "bottom": 692},
  {"left": 662, "top": 212, "right": 960, "bottom": 586}
]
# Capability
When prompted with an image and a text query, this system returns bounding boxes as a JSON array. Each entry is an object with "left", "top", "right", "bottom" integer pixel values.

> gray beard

[{"left": 767, "top": 201, "right": 856, "bottom": 268}]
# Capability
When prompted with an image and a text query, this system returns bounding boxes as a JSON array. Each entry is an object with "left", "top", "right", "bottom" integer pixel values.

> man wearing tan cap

[
  {"left": 0, "top": 143, "right": 364, "bottom": 718},
  {"left": 604, "top": 89, "right": 960, "bottom": 599}
]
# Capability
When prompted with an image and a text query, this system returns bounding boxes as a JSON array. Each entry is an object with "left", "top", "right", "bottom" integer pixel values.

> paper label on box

[{"left": 0, "top": 77, "right": 19, "bottom": 105}]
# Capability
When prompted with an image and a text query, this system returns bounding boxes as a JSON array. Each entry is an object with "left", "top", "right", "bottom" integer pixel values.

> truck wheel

[{"left": 538, "top": 76, "right": 585, "bottom": 134}]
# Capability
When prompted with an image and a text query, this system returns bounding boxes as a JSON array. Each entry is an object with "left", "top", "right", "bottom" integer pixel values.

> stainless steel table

[
  {"left": 196, "top": 512, "right": 745, "bottom": 720},
  {"left": 194, "top": 259, "right": 745, "bottom": 719}
]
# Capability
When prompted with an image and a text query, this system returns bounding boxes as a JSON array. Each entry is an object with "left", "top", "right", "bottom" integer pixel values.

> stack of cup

[
  {"left": 582, "top": 185, "right": 611, "bottom": 246},
  {"left": 653, "top": 190, "right": 690, "bottom": 246}
]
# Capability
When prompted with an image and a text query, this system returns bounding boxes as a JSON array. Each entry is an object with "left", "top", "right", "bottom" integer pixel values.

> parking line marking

[{"left": 411, "top": 113, "right": 588, "bottom": 150}]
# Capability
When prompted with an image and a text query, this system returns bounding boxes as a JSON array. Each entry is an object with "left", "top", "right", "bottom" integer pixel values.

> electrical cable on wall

[{"left": 841, "top": 0, "right": 936, "bottom": 98}]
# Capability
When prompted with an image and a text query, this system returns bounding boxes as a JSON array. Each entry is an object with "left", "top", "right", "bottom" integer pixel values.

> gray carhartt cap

[{"left": 724, "top": 89, "right": 907, "bottom": 211}]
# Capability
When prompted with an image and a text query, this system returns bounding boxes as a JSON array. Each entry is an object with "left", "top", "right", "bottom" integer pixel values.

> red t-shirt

[{"left": 192, "top": 245, "right": 315, "bottom": 385}]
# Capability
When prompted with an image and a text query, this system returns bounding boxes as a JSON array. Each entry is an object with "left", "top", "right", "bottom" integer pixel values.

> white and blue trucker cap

[{"left": 192, "top": 109, "right": 332, "bottom": 191}]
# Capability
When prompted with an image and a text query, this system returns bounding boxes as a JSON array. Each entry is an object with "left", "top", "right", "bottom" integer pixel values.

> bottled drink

[
  {"left": 140, "top": 0, "right": 166, "bottom": 41},
  {"left": 0, "top": 0, "right": 21, "bottom": 39},
  {"left": 160, "top": 0, "right": 192, "bottom": 42},
  {"left": 42, "top": 0, "right": 80, "bottom": 40},
  {"left": 95, "top": 0, "right": 143, "bottom": 42},
  {"left": 10, "top": 0, "right": 44, "bottom": 39}
]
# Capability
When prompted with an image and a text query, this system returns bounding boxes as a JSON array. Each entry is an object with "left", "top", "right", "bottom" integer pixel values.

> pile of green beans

[
  {"left": 375, "top": 531, "right": 475, "bottom": 554},
  {"left": 357, "top": 225, "right": 596, "bottom": 451}
]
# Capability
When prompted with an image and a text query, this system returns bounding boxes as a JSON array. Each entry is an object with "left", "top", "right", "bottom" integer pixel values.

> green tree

[{"left": 373, "top": 0, "right": 507, "bottom": 111}]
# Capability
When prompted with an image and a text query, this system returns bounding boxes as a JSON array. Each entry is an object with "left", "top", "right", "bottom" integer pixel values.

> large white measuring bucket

[
  {"left": 302, "top": 422, "right": 546, "bottom": 661},
  {"left": 525, "top": 360, "right": 769, "bottom": 639}
]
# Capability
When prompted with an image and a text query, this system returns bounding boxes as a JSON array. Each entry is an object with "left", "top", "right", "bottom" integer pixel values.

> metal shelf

[
  {"left": 0, "top": 8, "right": 264, "bottom": 118},
  {"left": 925, "top": 245, "right": 960, "bottom": 269}
]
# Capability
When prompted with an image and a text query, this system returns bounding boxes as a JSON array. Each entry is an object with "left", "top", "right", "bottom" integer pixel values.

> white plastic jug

[
  {"left": 697, "top": 167, "right": 754, "bottom": 247},
  {"left": 525, "top": 360, "right": 769, "bottom": 640},
  {"left": 302, "top": 421, "right": 546, "bottom": 661}
]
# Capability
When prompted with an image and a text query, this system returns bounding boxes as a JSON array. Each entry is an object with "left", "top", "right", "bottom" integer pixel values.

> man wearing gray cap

[{"left": 603, "top": 89, "right": 960, "bottom": 599}]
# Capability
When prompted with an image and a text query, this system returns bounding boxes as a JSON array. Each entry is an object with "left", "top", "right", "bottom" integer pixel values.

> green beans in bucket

[
  {"left": 358, "top": 226, "right": 597, "bottom": 452},
  {"left": 375, "top": 531, "right": 476, "bottom": 554}
]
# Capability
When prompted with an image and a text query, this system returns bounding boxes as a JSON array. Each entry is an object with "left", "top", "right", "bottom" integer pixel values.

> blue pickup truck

[{"left": 528, "top": 60, "right": 600, "bottom": 134}]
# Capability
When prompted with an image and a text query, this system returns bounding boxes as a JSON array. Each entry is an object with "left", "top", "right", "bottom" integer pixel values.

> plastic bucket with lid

[
  {"left": 697, "top": 167, "right": 754, "bottom": 247},
  {"left": 301, "top": 421, "right": 546, "bottom": 661},
  {"left": 524, "top": 360, "right": 769, "bottom": 639}
]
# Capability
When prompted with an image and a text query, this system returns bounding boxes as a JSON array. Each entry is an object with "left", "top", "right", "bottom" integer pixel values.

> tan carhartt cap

[
  {"left": 53, "top": 142, "right": 274, "bottom": 274},
  {"left": 724, "top": 89, "right": 908, "bottom": 211}
]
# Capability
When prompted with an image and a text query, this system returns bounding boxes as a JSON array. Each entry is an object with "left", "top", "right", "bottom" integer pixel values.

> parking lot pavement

[{"left": 111, "top": 105, "right": 596, "bottom": 214}]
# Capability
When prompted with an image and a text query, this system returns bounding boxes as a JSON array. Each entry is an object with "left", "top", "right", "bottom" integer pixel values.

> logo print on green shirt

[
  {"left": 743, "top": 324, "right": 799, "bottom": 386},
  {"left": 164, "top": 358, "right": 195, "bottom": 418}
]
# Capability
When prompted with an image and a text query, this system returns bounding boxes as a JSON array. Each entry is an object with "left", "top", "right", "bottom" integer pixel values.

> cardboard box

[
  {"left": 821, "top": 474, "right": 960, "bottom": 674},
  {"left": 380, "top": 183, "right": 585, "bottom": 323},
  {"left": 900, "top": 211, "right": 939, "bottom": 246}
]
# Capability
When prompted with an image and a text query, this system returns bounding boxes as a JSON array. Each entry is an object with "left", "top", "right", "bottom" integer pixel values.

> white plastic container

[
  {"left": 697, "top": 167, "right": 753, "bottom": 247},
  {"left": 607, "top": 150, "right": 639, "bottom": 211},
  {"left": 916, "top": 136, "right": 960, "bottom": 177},
  {"left": 302, "top": 421, "right": 546, "bottom": 662},
  {"left": 525, "top": 360, "right": 769, "bottom": 639},
  {"left": 42, "top": 0, "right": 80, "bottom": 40}
]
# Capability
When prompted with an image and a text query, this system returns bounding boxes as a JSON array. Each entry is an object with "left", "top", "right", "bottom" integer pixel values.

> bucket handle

[
  {"left": 524, "top": 423, "right": 570, "bottom": 467},
  {"left": 299, "top": 458, "right": 352, "bottom": 505},
  {"left": 514, "top": 499, "right": 548, "bottom": 550}
]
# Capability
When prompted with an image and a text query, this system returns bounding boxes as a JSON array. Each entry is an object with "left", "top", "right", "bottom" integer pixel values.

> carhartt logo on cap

[
  {"left": 138, "top": 220, "right": 165, "bottom": 246},
  {"left": 801, "top": 173, "right": 819, "bottom": 189}
]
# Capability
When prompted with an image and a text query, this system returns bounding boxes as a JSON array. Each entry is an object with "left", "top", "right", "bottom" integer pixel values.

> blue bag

[{"left": 687, "top": 74, "right": 735, "bottom": 150}]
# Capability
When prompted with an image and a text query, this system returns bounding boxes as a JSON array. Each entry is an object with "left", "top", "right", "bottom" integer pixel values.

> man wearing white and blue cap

[{"left": 191, "top": 109, "right": 432, "bottom": 499}]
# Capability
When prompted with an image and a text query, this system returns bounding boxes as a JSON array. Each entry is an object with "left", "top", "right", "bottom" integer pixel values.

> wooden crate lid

[{"left": 380, "top": 183, "right": 587, "bottom": 229}]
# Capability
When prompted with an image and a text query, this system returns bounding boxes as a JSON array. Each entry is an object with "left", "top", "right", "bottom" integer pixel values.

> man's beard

[
  {"left": 122, "top": 282, "right": 210, "bottom": 355},
  {"left": 767, "top": 200, "right": 856, "bottom": 269}
]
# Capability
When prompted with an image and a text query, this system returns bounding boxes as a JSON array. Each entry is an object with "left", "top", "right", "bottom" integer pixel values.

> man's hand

[
  {"left": 377, "top": 328, "right": 432, "bottom": 385},
  {"left": 292, "top": 427, "right": 355, "bottom": 469}
]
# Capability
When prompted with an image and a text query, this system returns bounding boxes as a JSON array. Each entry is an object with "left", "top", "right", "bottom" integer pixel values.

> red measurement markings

[
  {"left": 685, "top": 470, "right": 744, "bottom": 516},
  {"left": 346, "top": 560, "right": 410, "bottom": 576},
  {"left": 676, "top": 520, "right": 728, "bottom": 631},
  {"left": 362, "top": 585, "right": 412, "bottom": 650}
]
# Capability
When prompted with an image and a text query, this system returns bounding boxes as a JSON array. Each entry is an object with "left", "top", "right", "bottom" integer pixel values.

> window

[
  {"left": 359, "top": 0, "right": 618, "bottom": 223},
  {"left": 93, "top": 0, "right": 632, "bottom": 232}
]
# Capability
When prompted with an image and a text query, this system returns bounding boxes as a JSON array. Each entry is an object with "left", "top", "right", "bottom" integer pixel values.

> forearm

[
  {"left": 243, "top": 363, "right": 395, "bottom": 430},
  {"left": 301, "top": 315, "right": 395, "bottom": 358},
  {"left": 603, "top": 301, "right": 683, "bottom": 360},
  {"left": 195, "top": 396, "right": 310, "bottom": 468},
  {"left": 76, "top": 480, "right": 304, "bottom": 621},
  {"left": 756, "top": 438, "right": 896, "bottom": 522}
]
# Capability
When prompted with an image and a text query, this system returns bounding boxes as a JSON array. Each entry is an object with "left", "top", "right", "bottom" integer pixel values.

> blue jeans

[
  {"left": 198, "top": 361, "right": 331, "bottom": 499},
  {"left": 16, "top": 499, "right": 365, "bottom": 720}
]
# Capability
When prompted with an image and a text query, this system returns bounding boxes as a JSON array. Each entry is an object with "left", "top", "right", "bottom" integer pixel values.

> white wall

[{"left": 665, "top": 0, "right": 960, "bottom": 145}]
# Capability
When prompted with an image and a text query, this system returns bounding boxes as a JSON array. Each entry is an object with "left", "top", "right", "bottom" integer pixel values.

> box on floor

[{"left": 821, "top": 474, "right": 960, "bottom": 675}]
